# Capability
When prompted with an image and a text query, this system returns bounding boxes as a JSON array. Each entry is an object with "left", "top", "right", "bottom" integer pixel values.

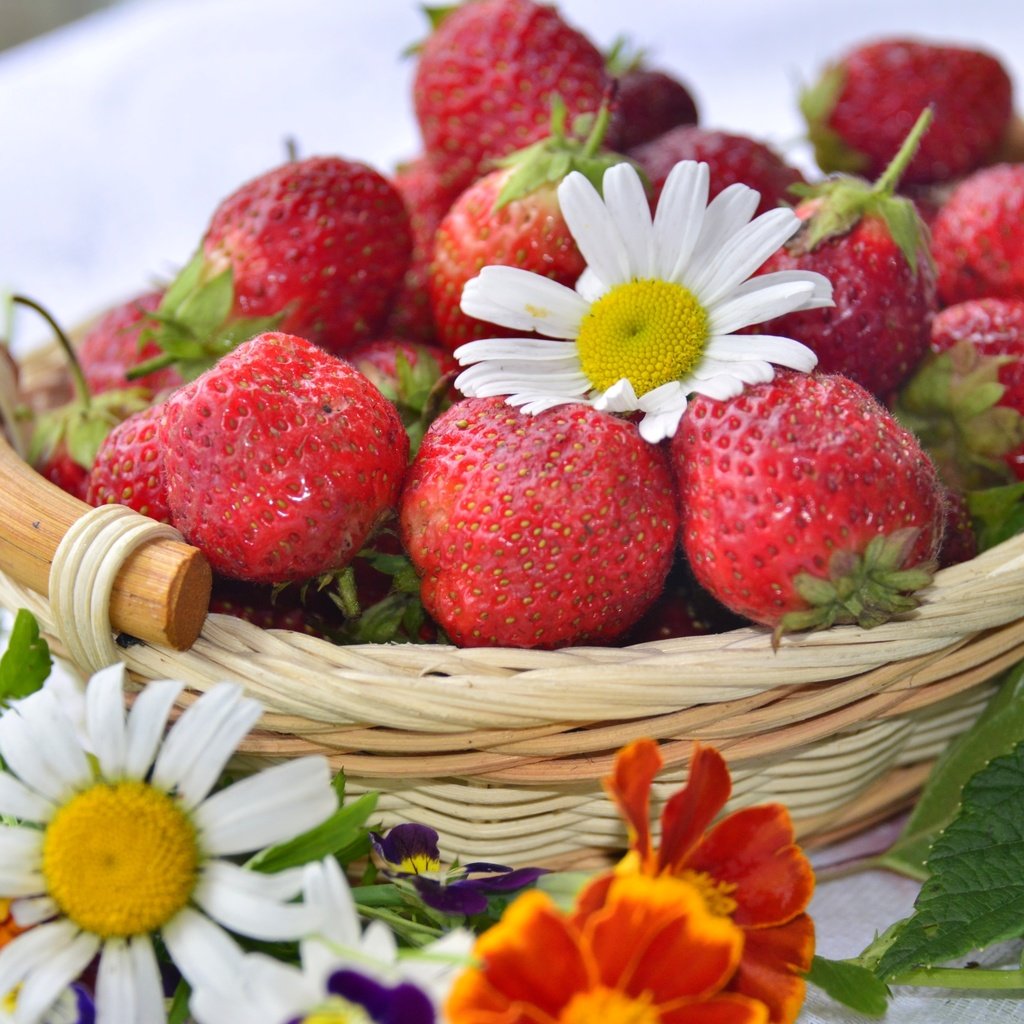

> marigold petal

[
  {"left": 659, "top": 744, "right": 731, "bottom": 874},
  {"left": 446, "top": 969, "right": 551, "bottom": 1024},
  {"left": 688, "top": 805, "right": 814, "bottom": 926},
  {"left": 604, "top": 739, "right": 661, "bottom": 867},
  {"left": 455, "top": 889, "right": 589, "bottom": 1021},
  {"left": 582, "top": 874, "right": 743, "bottom": 1002},
  {"left": 728, "top": 914, "right": 815, "bottom": 1024},
  {"left": 662, "top": 993, "right": 770, "bottom": 1024}
]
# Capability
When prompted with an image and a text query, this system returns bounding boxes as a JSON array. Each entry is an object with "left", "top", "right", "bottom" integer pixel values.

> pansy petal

[
  {"left": 123, "top": 679, "right": 184, "bottom": 778},
  {"left": 151, "top": 683, "right": 261, "bottom": 809},
  {"left": 414, "top": 877, "right": 489, "bottom": 916},
  {"left": 85, "top": 663, "right": 128, "bottom": 778},
  {"left": 558, "top": 170, "right": 631, "bottom": 288},
  {"left": 461, "top": 267, "right": 589, "bottom": 339},
  {"left": 654, "top": 160, "right": 710, "bottom": 283},
  {"left": 727, "top": 914, "right": 814, "bottom": 1024},
  {"left": 658, "top": 744, "right": 732, "bottom": 874},
  {"left": 602, "top": 162, "right": 656, "bottom": 279},
  {"left": 373, "top": 823, "right": 441, "bottom": 873},
  {"left": 13, "top": 929, "right": 98, "bottom": 1024},
  {"left": 194, "top": 756, "right": 335, "bottom": 856},
  {"left": 161, "top": 907, "right": 245, "bottom": 993},
  {"left": 0, "top": 771, "right": 56, "bottom": 823},
  {"left": 327, "top": 968, "right": 436, "bottom": 1024}
]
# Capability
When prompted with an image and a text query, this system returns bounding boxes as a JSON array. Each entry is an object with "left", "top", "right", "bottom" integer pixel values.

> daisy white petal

[
  {"left": 708, "top": 278, "right": 823, "bottom": 335},
  {"left": 194, "top": 756, "right": 334, "bottom": 856},
  {"left": 161, "top": 907, "right": 245, "bottom": 994},
  {"left": 686, "top": 182, "right": 761, "bottom": 276},
  {"left": 687, "top": 373, "right": 748, "bottom": 402},
  {"left": 129, "top": 937, "right": 166, "bottom": 1024},
  {"left": 201, "top": 861, "right": 306, "bottom": 902},
  {"left": 0, "top": 696, "right": 87, "bottom": 803},
  {"left": 361, "top": 919, "right": 401, "bottom": 963},
  {"left": 637, "top": 382, "right": 690, "bottom": 444},
  {"left": 151, "top": 683, "right": 261, "bottom": 809},
  {"left": 734, "top": 268, "right": 833, "bottom": 309},
  {"left": 593, "top": 378, "right": 640, "bottom": 413},
  {"left": 455, "top": 336, "right": 586, "bottom": 365},
  {"left": 123, "top": 679, "right": 184, "bottom": 778},
  {"left": 557, "top": 170, "right": 630, "bottom": 287},
  {"left": 94, "top": 937, "right": 164, "bottom": 1024},
  {"left": 461, "top": 267, "right": 587, "bottom": 339},
  {"left": 0, "top": 772, "right": 55, "bottom": 823},
  {"left": 709, "top": 334, "right": 819, "bottom": 372},
  {"left": 574, "top": 266, "right": 606, "bottom": 303},
  {"left": 10, "top": 896, "right": 58, "bottom": 928},
  {"left": 14, "top": 930, "right": 97, "bottom": 1024},
  {"left": 602, "top": 162, "right": 656, "bottom": 278},
  {"left": 653, "top": 160, "right": 710, "bottom": 281},
  {"left": 85, "top": 664, "right": 128, "bottom": 779},
  {"left": 302, "top": 857, "right": 360, "bottom": 948},
  {"left": 0, "top": 919, "right": 81, "bottom": 998},
  {"left": 518, "top": 394, "right": 592, "bottom": 415}
]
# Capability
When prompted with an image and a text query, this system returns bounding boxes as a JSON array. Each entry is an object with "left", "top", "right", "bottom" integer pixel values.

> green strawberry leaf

[
  {"left": 874, "top": 741, "right": 1024, "bottom": 981},
  {"left": 968, "top": 482, "right": 1024, "bottom": 552},
  {"left": 877, "top": 661, "right": 1024, "bottom": 878},
  {"left": 0, "top": 609, "right": 52, "bottom": 705},
  {"left": 805, "top": 956, "right": 890, "bottom": 1017}
]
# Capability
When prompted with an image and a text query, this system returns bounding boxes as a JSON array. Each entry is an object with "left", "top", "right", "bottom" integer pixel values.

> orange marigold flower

[
  {"left": 446, "top": 871, "right": 769, "bottom": 1024},
  {"left": 583, "top": 739, "right": 815, "bottom": 1024}
]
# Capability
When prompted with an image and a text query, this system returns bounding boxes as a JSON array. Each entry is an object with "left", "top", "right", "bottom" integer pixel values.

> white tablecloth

[{"left": 0, "top": 2, "right": 1022, "bottom": 1020}]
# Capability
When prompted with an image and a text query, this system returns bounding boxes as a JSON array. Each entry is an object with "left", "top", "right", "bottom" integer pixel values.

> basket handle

[{"left": 0, "top": 430, "right": 211, "bottom": 651}]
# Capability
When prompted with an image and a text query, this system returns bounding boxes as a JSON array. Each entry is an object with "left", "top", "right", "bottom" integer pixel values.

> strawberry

[
  {"left": 801, "top": 38, "right": 1013, "bottom": 186},
  {"left": 628, "top": 126, "right": 804, "bottom": 216},
  {"left": 672, "top": 370, "right": 945, "bottom": 639},
  {"left": 141, "top": 156, "right": 411, "bottom": 378},
  {"left": 208, "top": 577, "right": 332, "bottom": 637},
  {"left": 893, "top": 298, "right": 1024, "bottom": 490},
  {"left": 399, "top": 396, "right": 678, "bottom": 649},
  {"left": 937, "top": 487, "right": 978, "bottom": 568},
  {"left": 159, "top": 332, "right": 409, "bottom": 584},
  {"left": 86, "top": 402, "right": 171, "bottom": 522},
  {"left": 412, "top": 0, "right": 609, "bottom": 193},
  {"left": 384, "top": 156, "right": 466, "bottom": 344},
  {"left": 747, "top": 111, "right": 936, "bottom": 397},
  {"left": 76, "top": 291, "right": 183, "bottom": 397},
  {"left": 930, "top": 163, "right": 1024, "bottom": 306}
]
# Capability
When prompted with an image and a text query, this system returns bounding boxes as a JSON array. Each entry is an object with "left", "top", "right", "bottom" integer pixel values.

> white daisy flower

[
  {"left": 455, "top": 159, "right": 832, "bottom": 443},
  {"left": 0, "top": 664, "right": 338, "bottom": 1024},
  {"left": 189, "top": 856, "right": 473, "bottom": 1024}
]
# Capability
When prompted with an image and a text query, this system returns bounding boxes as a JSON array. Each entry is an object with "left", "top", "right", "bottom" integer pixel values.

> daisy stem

[{"left": 357, "top": 904, "right": 444, "bottom": 944}]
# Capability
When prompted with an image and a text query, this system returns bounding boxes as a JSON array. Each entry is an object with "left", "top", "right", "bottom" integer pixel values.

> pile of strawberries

[{"left": 16, "top": 0, "right": 1024, "bottom": 651}]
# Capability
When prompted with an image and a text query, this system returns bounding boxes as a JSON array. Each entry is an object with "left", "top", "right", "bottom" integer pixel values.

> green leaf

[
  {"left": 246, "top": 792, "right": 378, "bottom": 874},
  {"left": 875, "top": 741, "right": 1024, "bottom": 980},
  {"left": 805, "top": 956, "right": 891, "bottom": 1017},
  {"left": 878, "top": 661, "right": 1024, "bottom": 878},
  {"left": 0, "top": 609, "right": 52, "bottom": 704},
  {"left": 167, "top": 979, "right": 192, "bottom": 1024},
  {"left": 968, "top": 482, "right": 1024, "bottom": 552}
]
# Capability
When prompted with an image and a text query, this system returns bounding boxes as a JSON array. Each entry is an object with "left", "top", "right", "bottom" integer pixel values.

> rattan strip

[{"left": 48, "top": 504, "right": 186, "bottom": 675}]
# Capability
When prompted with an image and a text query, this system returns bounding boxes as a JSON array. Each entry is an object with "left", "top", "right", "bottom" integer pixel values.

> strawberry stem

[
  {"left": 12, "top": 295, "right": 90, "bottom": 408},
  {"left": 873, "top": 106, "right": 934, "bottom": 197}
]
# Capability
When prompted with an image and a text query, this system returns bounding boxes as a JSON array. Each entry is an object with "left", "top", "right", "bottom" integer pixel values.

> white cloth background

[{"left": 0, "top": 2, "right": 1021, "bottom": 1020}]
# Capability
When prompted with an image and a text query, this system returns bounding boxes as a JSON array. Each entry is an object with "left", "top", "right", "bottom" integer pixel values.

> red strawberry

[
  {"left": 76, "top": 291, "right": 183, "bottom": 397},
  {"left": 384, "top": 156, "right": 466, "bottom": 344},
  {"left": 893, "top": 297, "right": 1024, "bottom": 490},
  {"left": 208, "top": 577, "right": 331, "bottom": 636},
  {"left": 747, "top": 112, "right": 936, "bottom": 397},
  {"left": 629, "top": 126, "right": 804, "bottom": 216},
  {"left": 399, "top": 396, "right": 678, "bottom": 649},
  {"left": 801, "top": 38, "right": 1013, "bottom": 186},
  {"left": 672, "top": 370, "right": 945, "bottom": 639},
  {"left": 930, "top": 163, "right": 1024, "bottom": 306},
  {"left": 937, "top": 487, "right": 978, "bottom": 569},
  {"left": 159, "top": 332, "right": 409, "bottom": 584},
  {"left": 86, "top": 403, "right": 171, "bottom": 522},
  {"left": 413, "top": 0, "right": 609, "bottom": 193}
]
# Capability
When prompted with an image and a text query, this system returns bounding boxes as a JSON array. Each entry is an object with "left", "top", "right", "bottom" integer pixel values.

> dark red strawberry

[
  {"left": 930, "top": 163, "right": 1024, "bottom": 306},
  {"left": 159, "top": 332, "right": 409, "bottom": 584},
  {"left": 938, "top": 487, "right": 978, "bottom": 568},
  {"left": 672, "top": 370, "right": 945, "bottom": 640},
  {"left": 629, "top": 126, "right": 804, "bottom": 215},
  {"left": 413, "top": 0, "right": 609, "bottom": 193},
  {"left": 801, "top": 38, "right": 1013, "bottom": 186},
  {"left": 400, "top": 396, "right": 678, "bottom": 649}
]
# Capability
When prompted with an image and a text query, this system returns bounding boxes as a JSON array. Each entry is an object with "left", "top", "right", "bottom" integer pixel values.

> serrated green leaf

[
  {"left": 246, "top": 792, "right": 377, "bottom": 874},
  {"left": 968, "top": 482, "right": 1024, "bottom": 552},
  {"left": 878, "top": 662, "right": 1024, "bottom": 878},
  {"left": 875, "top": 742, "right": 1024, "bottom": 980},
  {"left": 805, "top": 956, "right": 891, "bottom": 1017},
  {"left": 0, "top": 609, "right": 52, "bottom": 704}
]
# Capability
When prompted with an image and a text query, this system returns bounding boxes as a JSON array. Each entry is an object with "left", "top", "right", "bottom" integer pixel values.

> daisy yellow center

[
  {"left": 42, "top": 780, "right": 200, "bottom": 938},
  {"left": 560, "top": 985, "right": 661, "bottom": 1024},
  {"left": 575, "top": 279, "right": 709, "bottom": 396},
  {"left": 677, "top": 869, "right": 739, "bottom": 918},
  {"left": 301, "top": 1002, "right": 373, "bottom": 1024}
]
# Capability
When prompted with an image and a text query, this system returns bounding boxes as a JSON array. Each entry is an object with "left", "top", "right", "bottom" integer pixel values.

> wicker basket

[{"left": 2, "top": 342, "right": 1024, "bottom": 868}]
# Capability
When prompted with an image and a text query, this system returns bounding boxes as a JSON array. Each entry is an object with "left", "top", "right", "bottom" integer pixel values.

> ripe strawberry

[
  {"left": 930, "top": 164, "right": 1024, "bottom": 306},
  {"left": 747, "top": 111, "right": 936, "bottom": 397},
  {"left": 937, "top": 487, "right": 978, "bottom": 568},
  {"left": 801, "top": 38, "right": 1013, "bottom": 186},
  {"left": 893, "top": 298, "right": 1024, "bottom": 490},
  {"left": 629, "top": 126, "right": 804, "bottom": 215},
  {"left": 384, "top": 156, "right": 466, "bottom": 344},
  {"left": 208, "top": 577, "right": 331, "bottom": 637},
  {"left": 143, "top": 156, "right": 411, "bottom": 377},
  {"left": 399, "top": 396, "right": 678, "bottom": 649},
  {"left": 159, "top": 332, "right": 409, "bottom": 584},
  {"left": 76, "top": 291, "right": 183, "bottom": 397},
  {"left": 86, "top": 403, "right": 171, "bottom": 522},
  {"left": 672, "top": 370, "right": 945, "bottom": 639},
  {"left": 413, "top": 0, "right": 609, "bottom": 193}
]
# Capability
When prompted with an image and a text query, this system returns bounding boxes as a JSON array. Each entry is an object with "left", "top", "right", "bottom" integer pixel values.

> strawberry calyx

[
  {"left": 128, "top": 250, "right": 281, "bottom": 382},
  {"left": 892, "top": 340, "right": 1024, "bottom": 492},
  {"left": 788, "top": 107, "right": 934, "bottom": 273},
  {"left": 776, "top": 527, "right": 936, "bottom": 646},
  {"left": 799, "top": 63, "right": 870, "bottom": 176},
  {"left": 492, "top": 94, "right": 628, "bottom": 210}
]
